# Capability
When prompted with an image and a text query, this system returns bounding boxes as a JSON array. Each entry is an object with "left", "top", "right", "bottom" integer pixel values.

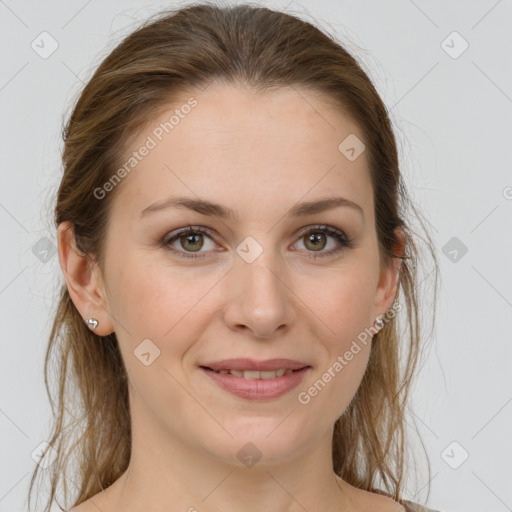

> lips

[
  {"left": 207, "top": 368, "right": 298, "bottom": 379},
  {"left": 198, "top": 358, "right": 312, "bottom": 400},
  {"left": 200, "top": 358, "right": 309, "bottom": 372},
  {"left": 200, "top": 364, "right": 311, "bottom": 400}
]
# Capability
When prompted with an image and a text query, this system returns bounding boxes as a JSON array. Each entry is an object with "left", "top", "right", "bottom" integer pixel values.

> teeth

[{"left": 212, "top": 368, "right": 297, "bottom": 379}]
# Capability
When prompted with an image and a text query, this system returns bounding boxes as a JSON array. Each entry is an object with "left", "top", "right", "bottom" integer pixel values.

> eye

[
  {"left": 162, "top": 225, "right": 218, "bottom": 259},
  {"left": 292, "top": 225, "right": 354, "bottom": 259},
  {"left": 161, "top": 224, "right": 353, "bottom": 260}
]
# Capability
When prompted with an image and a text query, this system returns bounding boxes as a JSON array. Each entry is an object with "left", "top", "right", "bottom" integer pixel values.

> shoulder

[
  {"left": 68, "top": 492, "right": 110, "bottom": 512},
  {"left": 68, "top": 504, "right": 93, "bottom": 512},
  {"left": 401, "top": 500, "right": 443, "bottom": 512},
  {"left": 337, "top": 477, "right": 445, "bottom": 512},
  {"left": 337, "top": 478, "right": 406, "bottom": 511}
]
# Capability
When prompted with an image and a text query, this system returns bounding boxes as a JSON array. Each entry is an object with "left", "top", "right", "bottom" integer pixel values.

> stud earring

[
  {"left": 87, "top": 318, "right": 99, "bottom": 331},
  {"left": 373, "top": 314, "right": 385, "bottom": 333}
]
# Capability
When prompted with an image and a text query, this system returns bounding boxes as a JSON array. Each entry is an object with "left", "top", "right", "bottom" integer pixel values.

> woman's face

[{"left": 77, "top": 83, "right": 399, "bottom": 467}]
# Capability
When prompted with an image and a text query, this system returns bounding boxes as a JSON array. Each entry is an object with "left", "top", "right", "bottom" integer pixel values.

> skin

[{"left": 59, "top": 82, "right": 405, "bottom": 512}]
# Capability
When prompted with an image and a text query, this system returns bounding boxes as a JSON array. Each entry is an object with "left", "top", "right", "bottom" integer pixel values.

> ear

[
  {"left": 57, "top": 221, "right": 114, "bottom": 336},
  {"left": 373, "top": 226, "right": 405, "bottom": 316}
]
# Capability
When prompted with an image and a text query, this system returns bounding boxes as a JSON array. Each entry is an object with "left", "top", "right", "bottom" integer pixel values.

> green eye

[
  {"left": 162, "top": 224, "right": 353, "bottom": 260},
  {"left": 163, "top": 226, "right": 215, "bottom": 259},
  {"left": 294, "top": 225, "right": 353, "bottom": 259}
]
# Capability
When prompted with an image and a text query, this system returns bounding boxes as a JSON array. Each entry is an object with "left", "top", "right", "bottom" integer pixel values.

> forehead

[{"left": 108, "top": 83, "right": 372, "bottom": 224}]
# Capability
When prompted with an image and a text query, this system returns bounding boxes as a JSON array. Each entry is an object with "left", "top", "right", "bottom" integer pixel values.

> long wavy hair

[{"left": 28, "top": 3, "right": 439, "bottom": 511}]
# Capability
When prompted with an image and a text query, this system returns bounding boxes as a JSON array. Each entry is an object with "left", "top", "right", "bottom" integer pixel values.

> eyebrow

[{"left": 139, "top": 195, "right": 364, "bottom": 221}]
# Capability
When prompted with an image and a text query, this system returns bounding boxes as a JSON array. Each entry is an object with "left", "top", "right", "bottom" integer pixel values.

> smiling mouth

[{"left": 200, "top": 367, "right": 306, "bottom": 379}]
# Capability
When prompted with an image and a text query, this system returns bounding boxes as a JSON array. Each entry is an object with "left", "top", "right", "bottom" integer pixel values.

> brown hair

[{"left": 29, "top": 3, "right": 439, "bottom": 511}]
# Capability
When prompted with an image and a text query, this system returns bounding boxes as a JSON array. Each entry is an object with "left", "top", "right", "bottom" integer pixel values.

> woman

[{"left": 29, "top": 3, "right": 441, "bottom": 512}]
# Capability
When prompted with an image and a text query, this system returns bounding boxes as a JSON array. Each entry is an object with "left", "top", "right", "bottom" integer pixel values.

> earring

[
  {"left": 87, "top": 318, "right": 99, "bottom": 331},
  {"left": 373, "top": 314, "right": 384, "bottom": 333}
]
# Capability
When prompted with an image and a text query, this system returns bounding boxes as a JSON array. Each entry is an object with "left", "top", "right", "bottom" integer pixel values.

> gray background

[{"left": 1, "top": 1, "right": 511, "bottom": 511}]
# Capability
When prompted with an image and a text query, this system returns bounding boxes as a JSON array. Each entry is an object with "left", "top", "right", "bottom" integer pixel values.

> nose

[{"left": 222, "top": 249, "right": 296, "bottom": 339}]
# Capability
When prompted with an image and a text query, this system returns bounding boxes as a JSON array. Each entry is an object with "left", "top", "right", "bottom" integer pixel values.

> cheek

[
  {"left": 298, "top": 335, "right": 371, "bottom": 424},
  {"left": 106, "top": 254, "right": 224, "bottom": 356},
  {"left": 107, "top": 253, "right": 177, "bottom": 329},
  {"left": 293, "top": 265, "right": 376, "bottom": 411},
  {"left": 299, "top": 264, "right": 378, "bottom": 341}
]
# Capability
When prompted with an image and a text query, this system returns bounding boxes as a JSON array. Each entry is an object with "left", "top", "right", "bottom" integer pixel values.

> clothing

[{"left": 402, "top": 499, "right": 442, "bottom": 512}]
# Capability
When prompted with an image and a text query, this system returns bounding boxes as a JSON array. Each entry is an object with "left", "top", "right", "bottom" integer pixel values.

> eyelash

[{"left": 161, "top": 224, "right": 354, "bottom": 260}]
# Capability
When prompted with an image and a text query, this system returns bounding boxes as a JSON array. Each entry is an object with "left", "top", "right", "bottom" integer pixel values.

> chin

[{"left": 200, "top": 418, "right": 313, "bottom": 467}]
